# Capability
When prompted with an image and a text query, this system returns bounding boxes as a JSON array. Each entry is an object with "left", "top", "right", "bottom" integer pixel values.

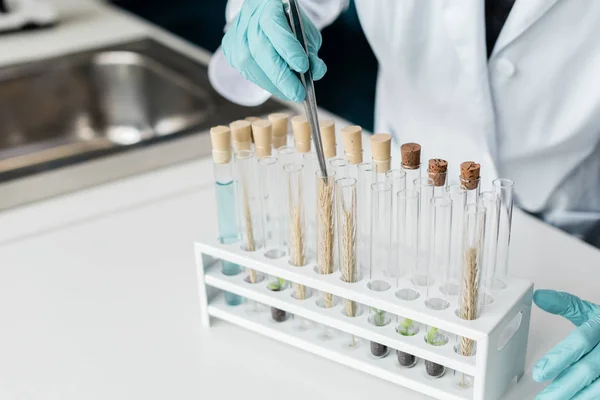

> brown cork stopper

[
  {"left": 210, "top": 125, "right": 231, "bottom": 164},
  {"left": 230, "top": 120, "right": 252, "bottom": 152},
  {"left": 370, "top": 133, "right": 392, "bottom": 173},
  {"left": 291, "top": 115, "right": 311, "bottom": 153},
  {"left": 341, "top": 126, "right": 363, "bottom": 165},
  {"left": 401, "top": 143, "right": 421, "bottom": 169},
  {"left": 428, "top": 159, "right": 448, "bottom": 187},
  {"left": 320, "top": 120, "right": 336, "bottom": 159},
  {"left": 269, "top": 113, "right": 289, "bottom": 149},
  {"left": 252, "top": 120, "right": 273, "bottom": 158},
  {"left": 460, "top": 161, "right": 481, "bottom": 190}
]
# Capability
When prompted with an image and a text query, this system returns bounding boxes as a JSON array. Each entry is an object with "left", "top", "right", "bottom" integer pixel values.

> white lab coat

[{"left": 209, "top": 0, "right": 600, "bottom": 247}]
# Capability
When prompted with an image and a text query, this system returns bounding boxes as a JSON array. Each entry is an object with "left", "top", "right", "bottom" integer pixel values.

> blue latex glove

[
  {"left": 221, "top": 0, "right": 327, "bottom": 103},
  {"left": 533, "top": 290, "right": 600, "bottom": 399}
]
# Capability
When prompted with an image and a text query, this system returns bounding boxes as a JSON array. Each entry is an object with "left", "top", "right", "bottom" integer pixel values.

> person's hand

[
  {"left": 221, "top": 0, "right": 327, "bottom": 103},
  {"left": 533, "top": 290, "right": 600, "bottom": 399}
]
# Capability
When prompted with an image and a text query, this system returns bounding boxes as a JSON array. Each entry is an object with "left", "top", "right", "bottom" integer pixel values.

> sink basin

[{"left": 0, "top": 39, "right": 285, "bottom": 209}]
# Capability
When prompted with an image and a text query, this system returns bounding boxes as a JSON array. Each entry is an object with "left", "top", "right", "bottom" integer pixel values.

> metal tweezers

[{"left": 283, "top": 0, "right": 328, "bottom": 179}]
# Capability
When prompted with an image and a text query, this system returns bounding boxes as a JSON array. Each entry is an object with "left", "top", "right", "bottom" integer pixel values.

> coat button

[{"left": 496, "top": 58, "right": 516, "bottom": 77}]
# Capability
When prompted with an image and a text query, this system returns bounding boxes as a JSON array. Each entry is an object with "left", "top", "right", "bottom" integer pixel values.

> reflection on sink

[
  {"left": 0, "top": 48, "right": 213, "bottom": 172},
  {"left": 0, "top": 39, "right": 285, "bottom": 210}
]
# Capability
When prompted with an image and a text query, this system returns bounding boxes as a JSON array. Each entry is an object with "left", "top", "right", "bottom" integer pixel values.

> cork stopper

[
  {"left": 460, "top": 161, "right": 481, "bottom": 190},
  {"left": 251, "top": 120, "right": 273, "bottom": 158},
  {"left": 210, "top": 125, "right": 231, "bottom": 164},
  {"left": 341, "top": 126, "right": 363, "bottom": 165},
  {"left": 370, "top": 133, "right": 392, "bottom": 173},
  {"left": 291, "top": 115, "right": 311, "bottom": 153},
  {"left": 245, "top": 116, "right": 260, "bottom": 124},
  {"left": 230, "top": 120, "right": 252, "bottom": 152},
  {"left": 428, "top": 159, "right": 448, "bottom": 187},
  {"left": 401, "top": 143, "right": 421, "bottom": 169},
  {"left": 320, "top": 120, "right": 336, "bottom": 159},
  {"left": 269, "top": 113, "right": 289, "bottom": 149}
]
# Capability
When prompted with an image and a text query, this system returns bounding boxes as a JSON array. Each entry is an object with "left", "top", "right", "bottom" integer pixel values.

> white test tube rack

[{"left": 195, "top": 238, "right": 533, "bottom": 400}]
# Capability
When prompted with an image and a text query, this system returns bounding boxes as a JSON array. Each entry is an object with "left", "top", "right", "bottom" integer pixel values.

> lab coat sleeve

[{"left": 209, "top": 0, "right": 349, "bottom": 107}]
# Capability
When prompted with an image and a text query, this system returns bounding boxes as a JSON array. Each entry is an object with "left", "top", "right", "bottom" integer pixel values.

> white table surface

[{"left": 1, "top": 1, "right": 599, "bottom": 399}]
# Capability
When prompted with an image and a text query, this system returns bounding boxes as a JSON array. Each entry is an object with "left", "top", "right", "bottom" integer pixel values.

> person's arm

[{"left": 209, "top": 0, "right": 348, "bottom": 106}]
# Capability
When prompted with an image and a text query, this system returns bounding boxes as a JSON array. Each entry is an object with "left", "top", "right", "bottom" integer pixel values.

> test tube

[
  {"left": 368, "top": 182, "right": 393, "bottom": 291},
  {"left": 276, "top": 145, "right": 298, "bottom": 165},
  {"left": 455, "top": 204, "right": 486, "bottom": 389},
  {"left": 337, "top": 177, "right": 361, "bottom": 349},
  {"left": 425, "top": 197, "right": 452, "bottom": 310},
  {"left": 258, "top": 156, "right": 286, "bottom": 259},
  {"left": 424, "top": 327, "right": 449, "bottom": 378},
  {"left": 387, "top": 169, "right": 407, "bottom": 276},
  {"left": 413, "top": 177, "right": 434, "bottom": 287},
  {"left": 303, "top": 152, "right": 318, "bottom": 262},
  {"left": 396, "top": 189, "right": 420, "bottom": 301},
  {"left": 401, "top": 143, "right": 422, "bottom": 190},
  {"left": 266, "top": 275, "right": 289, "bottom": 322},
  {"left": 396, "top": 316, "right": 419, "bottom": 368},
  {"left": 329, "top": 157, "right": 349, "bottom": 179},
  {"left": 493, "top": 178, "right": 514, "bottom": 290},
  {"left": 428, "top": 159, "right": 448, "bottom": 197},
  {"left": 316, "top": 170, "right": 337, "bottom": 309},
  {"left": 236, "top": 150, "right": 265, "bottom": 285},
  {"left": 370, "top": 133, "right": 393, "bottom": 182},
  {"left": 357, "top": 162, "right": 374, "bottom": 278},
  {"left": 210, "top": 126, "right": 243, "bottom": 306},
  {"left": 479, "top": 191, "right": 500, "bottom": 296},
  {"left": 460, "top": 161, "right": 481, "bottom": 204},
  {"left": 444, "top": 184, "right": 466, "bottom": 295}
]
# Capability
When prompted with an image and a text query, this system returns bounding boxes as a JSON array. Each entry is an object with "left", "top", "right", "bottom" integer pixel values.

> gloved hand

[
  {"left": 221, "top": 0, "right": 327, "bottom": 103},
  {"left": 533, "top": 290, "right": 600, "bottom": 399}
]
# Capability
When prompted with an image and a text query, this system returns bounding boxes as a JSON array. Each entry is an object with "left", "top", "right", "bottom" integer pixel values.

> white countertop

[{"left": 1, "top": 1, "right": 599, "bottom": 399}]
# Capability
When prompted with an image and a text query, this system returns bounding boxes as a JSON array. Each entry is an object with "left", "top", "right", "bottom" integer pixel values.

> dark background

[{"left": 110, "top": 0, "right": 378, "bottom": 131}]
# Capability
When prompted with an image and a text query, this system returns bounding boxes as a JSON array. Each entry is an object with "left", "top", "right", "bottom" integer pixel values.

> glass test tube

[
  {"left": 425, "top": 326, "right": 449, "bottom": 378},
  {"left": 368, "top": 182, "right": 393, "bottom": 291},
  {"left": 387, "top": 169, "right": 407, "bottom": 277},
  {"left": 444, "top": 184, "right": 466, "bottom": 296},
  {"left": 455, "top": 204, "right": 486, "bottom": 389},
  {"left": 337, "top": 177, "right": 361, "bottom": 349},
  {"left": 329, "top": 157, "right": 349, "bottom": 178},
  {"left": 396, "top": 315, "right": 419, "bottom": 368},
  {"left": 403, "top": 165, "right": 421, "bottom": 191},
  {"left": 211, "top": 126, "right": 243, "bottom": 306},
  {"left": 357, "top": 162, "right": 374, "bottom": 278},
  {"left": 493, "top": 178, "right": 514, "bottom": 290},
  {"left": 413, "top": 177, "right": 434, "bottom": 287},
  {"left": 258, "top": 156, "right": 286, "bottom": 259},
  {"left": 316, "top": 170, "right": 337, "bottom": 310},
  {"left": 396, "top": 189, "right": 420, "bottom": 301},
  {"left": 236, "top": 150, "right": 265, "bottom": 285},
  {"left": 267, "top": 275, "right": 289, "bottom": 322},
  {"left": 303, "top": 152, "right": 318, "bottom": 262},
  {"left": 425, "top": 197, "right": 452, "bottom": 311},
  {"left": 479, "top": 191, "right": 500, "bottom": 297}
]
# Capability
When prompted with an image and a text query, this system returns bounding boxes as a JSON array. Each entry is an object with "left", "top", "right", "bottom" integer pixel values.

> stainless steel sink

[{"left": 0, "top": 39, "right": 285, "bottom": 209}]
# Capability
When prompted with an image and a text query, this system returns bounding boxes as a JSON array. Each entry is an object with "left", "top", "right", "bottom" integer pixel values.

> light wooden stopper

[
  {"left": 252, "top": 120, "right": 273, "bottom": 158},
  {"left": 269, "top": 113, "right": 289, "bottom": 149},
  {"left": 370, "top": 133, "right": 392, "bottom": 173},
  {"left": 460, "top": 161, "right": 481, "bottom": 190},
  {"left": 341, "top": 125, "right": 363, "bottom": 165},
  {"left": 401, "top": 143, "right": 421, "bottom": 169},
  {"left": 292, "top": 115, "right": 311, "bottom": 153},
  {"left": 320, "top": 120, "right": 336, "bottom": 159},
  {"left": 210, "top": 125, "right": 231, "bottom": 164},
  {"left": 230, "top": 120, "right": 252, "bottom": 152},
  {"left": 245, "top": 116, "right": 260, "bottom": 124}
]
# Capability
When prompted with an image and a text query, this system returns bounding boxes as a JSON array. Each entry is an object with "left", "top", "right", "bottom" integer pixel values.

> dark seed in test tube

[
  {"left": 370, "top": 341, "right": 389, "bottom": 357},
  {"left": 271, "top": 307, "right": 287, "bottom": 322},
  {"left": 425, "top": 360, "right": 445, "bottom": 378},
  {"left": 396, "top": 350, "right": 416, "bottom": 367}
]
